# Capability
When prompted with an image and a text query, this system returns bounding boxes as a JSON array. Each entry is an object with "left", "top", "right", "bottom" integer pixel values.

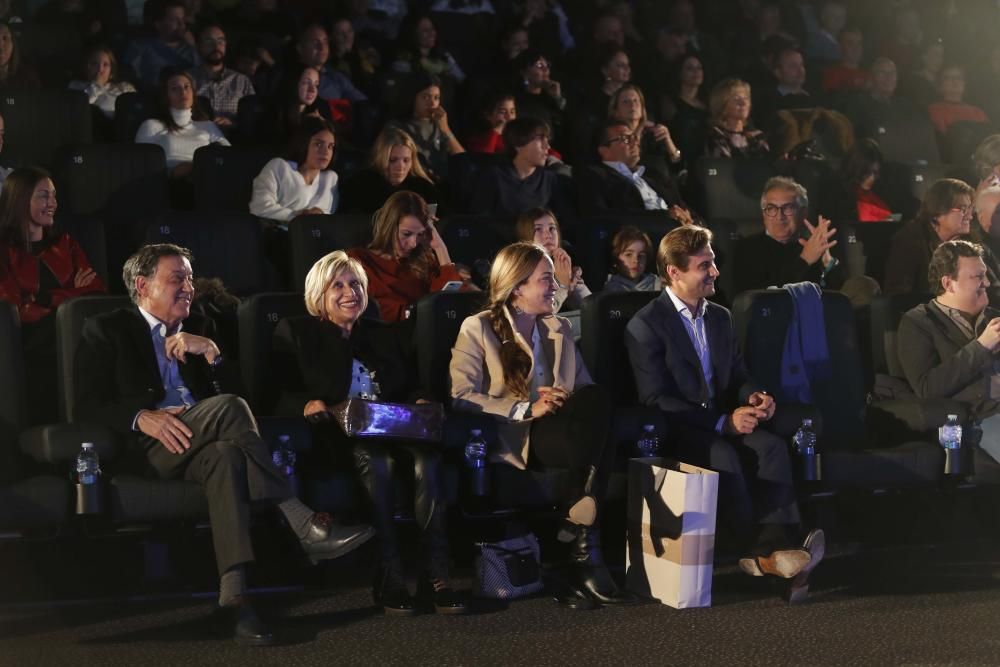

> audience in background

[
  {"left": 471, "top": 117, "right": 557, "bottom": 217},
  {"left": 821, "top": 26, "right": 867, "bottom": 93},
  {"left": 465, "top": 92, "right": 516, "bottom": 154},
  {"left": 191, "top": 24, "right": 255, "bottom": 128},
  {"left": 67, "top": 45, "right": 136, "bottom": 120},
  {"left": 514, "top": 207, "right": 588, "bottom": 312},
  {"left": 294, "top": 23, "right": 367, "bottom": 106},
  {"left": 927, "top": 65, "right": 989, "bottom": 135},
  {"left": 838, "top": 139, "right": 892, "bottom": 223},
  {"left": 274, "top": 64, "right": 333, "bottom": 142},
  {"left": 513, "top": 49, "right": 566, "bottom": 149},
  {"left": 392, "top": 13, "right": 465, "bottom": 84},
  {"left": 340, "top": 126, "right": 439, "bottom": 214},
  {"left": 706, "top": 78, "right": 770, "bottom": 159},
  {"left": 603, "top": 225, "right": 661, "bottom": 292},
  {"left": 389, "top": 73, "right": 464, "bottom": 181},
  {"left": 125, "top": 0, "right": 196, "bottom": 89},
  {"left": 608, "top": 83, "right": 682, "bottom": 178}
]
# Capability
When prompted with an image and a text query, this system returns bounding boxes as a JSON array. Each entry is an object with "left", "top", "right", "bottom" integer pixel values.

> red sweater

[
  {"left": 348, "top": 247, "right": 463, "bottom": 323},
  {"left": 0, "top": 232, "right": 105, "bottom": 324},
  {"left": 927, "top": 102, "right": 989, "bottom": 134}
]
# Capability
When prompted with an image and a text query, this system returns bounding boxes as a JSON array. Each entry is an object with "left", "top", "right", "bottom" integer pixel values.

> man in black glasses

[
  {"left": 577, "top": 120, "right": 695, "bottom": 225},
  {"left": 730, "top": 176, "right": 844, "bottom": 294}
]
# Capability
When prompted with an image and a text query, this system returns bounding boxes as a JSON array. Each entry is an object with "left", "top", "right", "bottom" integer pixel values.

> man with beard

[
  {"left": 898, "top": 240, "right": 1000, "bottom": 466},
  {"left": 126, "top": 0, "right": 197, "bottom": 89},
  {"left": 625, "top": 225, "right": 824, "bottom": 584},
  {"left": 192, "top": 24, "right": 255, "bottom": 128}
]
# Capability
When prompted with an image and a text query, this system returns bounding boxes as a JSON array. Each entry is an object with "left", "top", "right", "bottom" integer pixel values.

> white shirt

[
  {"left": 665, "top": 286, "right": 727, "bottom": 433},
  {"left": 68, "top": 80, "right": 137, "bottom": 118},
  {"left": 134, "top": 112, "right": 230, "bottom": 169},
  {"left": 511, "top": 322, "right": 553, "bottom": 420},
  {"left": 249, "top": 157, "right": 340, "bottom": 222},
  {"left": 603, "top": 161, "right": 668, "bottom": 211}
]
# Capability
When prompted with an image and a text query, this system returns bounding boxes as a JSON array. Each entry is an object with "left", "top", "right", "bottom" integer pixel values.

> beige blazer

[{"left": 449, "top": 309, "right": 593, "bottom": 469}]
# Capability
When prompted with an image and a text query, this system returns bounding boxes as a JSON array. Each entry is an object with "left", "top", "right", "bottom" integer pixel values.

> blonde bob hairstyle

[
  {"left": 709, "top": 77, "right": 752, "bottom": 126},
  {"left": 370, "top": 126, "right": 434, "bottom": 184},
  {"left": 486, "top": 241, "right": 551, "bottom": 399},
  {"left": 303, "top": 250, "right": 369, "bottom": 319},
  {"left": 608, "top": 82, "right": 648, "bottom": 131}
]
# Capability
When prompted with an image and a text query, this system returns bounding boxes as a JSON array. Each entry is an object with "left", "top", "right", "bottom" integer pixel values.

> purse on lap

[{"left": 330, "top": 398, "right": 444, "bottom": 442}]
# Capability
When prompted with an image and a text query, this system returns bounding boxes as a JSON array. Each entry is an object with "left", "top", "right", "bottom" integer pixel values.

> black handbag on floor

[{"left": 474, "top": 533, "right": 543, "bottom": 599}]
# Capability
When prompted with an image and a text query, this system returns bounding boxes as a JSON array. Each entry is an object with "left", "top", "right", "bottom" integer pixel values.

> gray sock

[
  {"left": 219, "top": 565, "right": 246, "bottom": 607},
  {"left": 277, "top": 497, "right": 315, "bottom": 539}
]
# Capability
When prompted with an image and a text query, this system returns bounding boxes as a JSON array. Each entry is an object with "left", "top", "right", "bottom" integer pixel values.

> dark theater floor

[{"left": 3, "top": 494, "right": 1000, "bottom": 667}]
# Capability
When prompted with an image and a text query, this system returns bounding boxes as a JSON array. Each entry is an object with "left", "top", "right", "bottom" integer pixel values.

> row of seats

[{"left": 6, "top": 284, "right": 1000, "bottom": 537}]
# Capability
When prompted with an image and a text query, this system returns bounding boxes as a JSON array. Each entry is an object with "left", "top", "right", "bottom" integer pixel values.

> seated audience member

[
  {"left": 841, "top": 57, "right": 912, "bottom": 142},
  {"left": 250, "top": 117, "right": 338, "bottom": 222},
  {"left": 274, "top": 64, "right": 333, "bottom": 141},
  {"left": 135, "top": 68, "right": 230, "bottom": 180},
  {"left": 900, "top": 38, "right": 944, "bottom": 110},
  {"left": 0, "top": 167, "right": 105, "bottom": 423},
  {"left": 273, "top": 250, "right": 466, "bottom": 616},
  {"left": 68, "top": 45, "right": 136, "bottom": 120},
  {"left": 329, "top": 17, "right": 379, "bottom": 98},
  {"left": 837, "top": 138, "right": 892, "bottom": 222},
  {"left": 973, "top": 134, "right": 1000, "bottom": 195},
  {"left": 821, "top": 26, "right": 867, "bottom": 93},
  {"left": 581, "top": 44, "right": 632, "bottom": 121},
  {"left": 609, "top": 83, "right": 683, "bottom": 177},
  {"left": 0, "top": 22, "right": 38, "bottom": 92},
  {"left": 340, "top": 127, "right": 440, "bottom": 214},
  {"left": 294, "top": 23, "right": 367, "bottom": 105},
  {"left": 659, "top": 53, "right": 709, "bottom": 172},
  {"left": 471, "top": 117, "right": 557, "bottom": 217},
  {"left": 578, "top": 120, "right": 694, "bottom": 225},
  {"left": 732, "top": 176, "right": 844, "bottom": 292},
  {"left": 389, "top": 73, "right": 464, "bottom": 181},
  {"left": 885, "top": 178, "right": 999, "bottom": 296},
  {"left": 391, "top": 13, "right": 465, "bottom": 84},
  {"left": 513, "top": 50, "right": 567, "bottom": 147},
  {"left": 753, "top": 47, "right": 812, "bottom": 132},
  {"left": 74, "top": 242, "right": 374, "bottom": 645},
  {"left": 513, "top": 0, "right": 574, "bottom": 53},
  {"left": 927, "top": 65, "right": 989, "bottom": 135},
  {"left": 347, "top": 191, "right": 464, "bottom": 323},
  {"left": 897, "top": 240, "right": 1000, "bottom": 465},
  {"left": 466, "top": 92, "right": 516, "bottom": 154},
  {"left": 974, "top": 185, "right": 1000, "bottom": 259},
  {"left": 603, "top": 225, "right": 662, "bottom": 292},
  {"left": 191, "top": 24, "right": 255, "bottom": 128},
  {"left": 705, "top": 78, "right": 770, "bottom": 159},
  {"left": 805, "top": 0, "right": 845, "bottom": 63},
  {"left": 625, "top": 225, "right": 824, "bottom": 583},
  {"left": 124, "top": 1, "right": 196, "bottom": 89},
  {"left": 515, "top": 207, "right": 589, "bottom": 311},
  {"left": 449, "top": 241, "right": 636, "bottom": 609}
]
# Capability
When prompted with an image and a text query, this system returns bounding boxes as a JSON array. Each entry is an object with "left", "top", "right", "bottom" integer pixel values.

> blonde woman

[
  {"left": 449, "top": 242, "right": 636, "bottom": 609},
  {"left": 347, "top": 191, "right": 463, "bottom": 322},
  {"left": 705, "top": 78, "right": 770, "bottom": 158},
  {"left": 340, "top": 127, "right": 441, "bottom": 213},
  {"left": 608, "top": 83, "right": 683, "bottom": 170},
  {"left": 274, "top": 250, "right": 464, "bottom": 616}
]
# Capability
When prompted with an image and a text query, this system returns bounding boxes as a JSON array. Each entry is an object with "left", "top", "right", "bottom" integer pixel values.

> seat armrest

[
  {"left": 869, "top": 398, "right": 970, "bottom": 433},
  {"left": 19, "top": 423, "right": 118, "bottom": 464}
]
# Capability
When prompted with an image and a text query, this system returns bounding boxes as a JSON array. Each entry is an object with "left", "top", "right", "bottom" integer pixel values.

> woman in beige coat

[{"left": 449, "top": 241, "right": 635, "bottom": 608}]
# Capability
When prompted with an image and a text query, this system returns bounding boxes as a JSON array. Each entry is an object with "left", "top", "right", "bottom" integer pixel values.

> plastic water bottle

[
  {"left": 272, "top": 434, "right": 297, "bottom": 477},
  {"left": 635, "top": 424, "right": 660, "bottom": 458},
  {"left": 464, "top": 429, "right": 489, "bottom": 500},
  {"left": 76, "top": 442, "right": 100, "bottom": 485},
  {"left": 792, "top": 419, "right": 820, "bottom": 481},
  {"left": 939, "top": 414, "right": 963, "bottom": 475}
]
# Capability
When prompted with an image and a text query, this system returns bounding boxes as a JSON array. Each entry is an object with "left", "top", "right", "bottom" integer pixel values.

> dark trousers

[
  {"left": 528, "top": 384, "right": 616, "bottom": 503},
  {"left": 670, "top": 422, "right": 800, "bottom": 546},
  {"left": 143, "top": 394, "right": 292, "bottom": 575},
  {"left": 352, "top": 441, "right": 448, "bottom": 576}
]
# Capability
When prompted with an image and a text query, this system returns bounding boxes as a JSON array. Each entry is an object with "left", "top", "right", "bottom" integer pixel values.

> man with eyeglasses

[
  {"left": 731, "top": 176, "right": 844, "bottom": 293},
  {"left": 192, "top": 24, "right": 255, "bottom": 128},
  {"left": 578, "top": 120, "right": 694, "bottom": 225},
  {"left": 885, "top": 178, "right": 1000, "bottom": 297}
]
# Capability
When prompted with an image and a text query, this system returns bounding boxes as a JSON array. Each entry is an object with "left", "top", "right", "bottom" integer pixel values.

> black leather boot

[
  {"left": 373, "top": 558, "right": 417, "bottom": 616},
  {"left": 558, "top": 465, "right": 598, "bottom": 543},
  {"left": 416, "top": 573, "right": 468, "bottom": 614},
  {"left": 571, "top": 525, "right": 638, "bottom": 605}
]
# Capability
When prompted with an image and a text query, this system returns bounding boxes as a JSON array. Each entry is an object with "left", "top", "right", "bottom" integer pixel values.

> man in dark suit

[
  {"left": 898, "top": 240, "right": 1000, "bottom": 464},
  {"left": 577, "top": 120, "right": 694, "bottom": 224},
  {"left": 625, "top": 225, "right": 823, "bottom": 583},
  {"left": 74, "top": 244, "right": 374, "bottom": 645}
]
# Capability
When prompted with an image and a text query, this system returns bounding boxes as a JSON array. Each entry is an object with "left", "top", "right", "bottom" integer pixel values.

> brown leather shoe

[{"left": 738, "top": 548, "right": 811, "bottom": 579}]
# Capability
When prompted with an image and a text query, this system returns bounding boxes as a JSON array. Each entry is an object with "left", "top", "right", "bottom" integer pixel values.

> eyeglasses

[
  {"left": 532, "top": 61, "right": 551, "bottom": 70},
  {"left": 762, "top": 203, "right": 800, "bottom": 218},
  {"left": 950, "top": 204, "right": 973, "bottom": 217},
  {"left": 605, "top": 133, "right": 637, "bottom": 146}
]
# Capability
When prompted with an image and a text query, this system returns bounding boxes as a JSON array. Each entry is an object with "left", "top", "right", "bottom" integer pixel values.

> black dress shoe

[
  {"left": 416, "top": 576, "right": 469, "bottom": 615},
  {"left": 373, "top": 566, "right": 418, "bottom": 617},
  {"left": 300, "top": 513, "right": 376, "bottom": 564},
  {"left": 216, "top": 597, "right": 275, "bottom": 647}
]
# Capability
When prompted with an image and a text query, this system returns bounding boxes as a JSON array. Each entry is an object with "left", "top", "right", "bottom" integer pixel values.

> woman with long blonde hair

[
  {"left": 341, "top": 127, "right": 441, "bottom": 213},
  {"left": 449, "top": 241, "right": 635, "bottom": 609}
]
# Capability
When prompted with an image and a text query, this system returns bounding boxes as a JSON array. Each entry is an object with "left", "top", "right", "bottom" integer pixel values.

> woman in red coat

[
  {"left": 348, "top": 190, "right": 463, "bottom": 322},
  {"left": 0, "top": 166, "right": 105, "bottom": 422}
]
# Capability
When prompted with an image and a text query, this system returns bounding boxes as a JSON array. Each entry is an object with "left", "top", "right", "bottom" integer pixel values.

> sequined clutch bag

[{"left": 330, "top": 399, "right": 444, "bottom": 442}]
